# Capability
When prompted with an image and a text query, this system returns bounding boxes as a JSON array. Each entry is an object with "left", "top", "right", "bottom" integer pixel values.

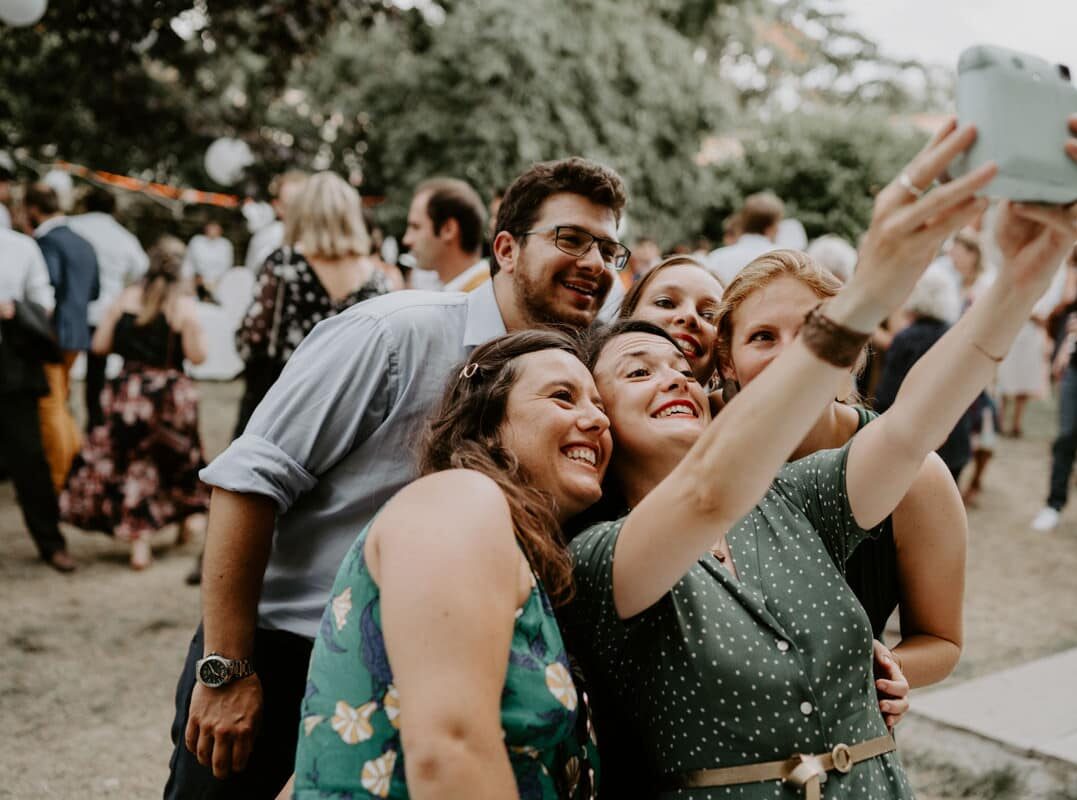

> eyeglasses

[{"left": 519, "top": 225, "right": 631, "bottom": 272}]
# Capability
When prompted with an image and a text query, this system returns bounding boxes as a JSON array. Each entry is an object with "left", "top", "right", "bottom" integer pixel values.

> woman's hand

[
  {"left": 994, "top": 201, "right": 1077, "bottom": 298},
  {"left": 873, "top": 640, "right": 910, "bottom": 730},
  {"left": 829, "top": 119, "right": 995, "bottom": 332}
]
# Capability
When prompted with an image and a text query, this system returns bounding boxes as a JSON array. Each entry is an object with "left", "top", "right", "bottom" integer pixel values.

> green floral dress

[
  {"left": 293, "top": 517, "right": 597, "bottom": 799},
  {"left": 562, "top": 442, "right": 914, "bottom": 799}
]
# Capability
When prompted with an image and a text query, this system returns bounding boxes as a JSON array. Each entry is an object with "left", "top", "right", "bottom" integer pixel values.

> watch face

[{"left": 198, "top": 657, "right": 230, "bottom": 687}]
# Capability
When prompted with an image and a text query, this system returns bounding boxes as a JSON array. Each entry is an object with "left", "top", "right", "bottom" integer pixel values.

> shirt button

[
  {"left": 776, "top": 640, "right": 790, "bottom": 652},
  {"left": 800, "top": 702, "right": 814, "bottom": 716}
]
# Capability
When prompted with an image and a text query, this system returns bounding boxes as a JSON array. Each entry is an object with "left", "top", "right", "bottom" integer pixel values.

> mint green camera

[{"left": 950, "top": 44, "right": 1077, "bottom": 204}]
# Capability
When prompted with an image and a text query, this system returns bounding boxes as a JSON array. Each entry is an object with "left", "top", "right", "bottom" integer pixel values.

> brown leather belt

[{"left": 658, "top": 734, "right": 895, "bottom": 799}]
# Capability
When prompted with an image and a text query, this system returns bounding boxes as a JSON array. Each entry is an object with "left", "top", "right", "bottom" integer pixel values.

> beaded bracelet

[{"left": 801, "top": 304, "right": 871, "bottom": 368}]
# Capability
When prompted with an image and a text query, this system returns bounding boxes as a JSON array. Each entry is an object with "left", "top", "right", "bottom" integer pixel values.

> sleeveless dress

[
  {"left": 294, "top": 517, "right": 598, "bottom": 799},
  {"left": 60, "top": 313, "right": 209, "bottom": 542}
]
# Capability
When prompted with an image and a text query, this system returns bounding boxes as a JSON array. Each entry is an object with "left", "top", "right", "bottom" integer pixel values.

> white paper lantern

[
  {"left": 0, "top": 0, "right": 47, "bottom": 26},
  {"left": 241, "top": 201, "right": 275, "bottom": 233},
  {"left": 204, "top": 137, "right": 254, "bottom": 186}
]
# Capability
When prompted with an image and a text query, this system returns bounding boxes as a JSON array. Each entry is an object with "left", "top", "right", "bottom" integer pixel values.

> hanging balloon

[
  {"left": 0, "top": 0, "right": 47, "bottom": 26},
  {"left": 204, "top": 138, "right": 254, "bottom": 186}
]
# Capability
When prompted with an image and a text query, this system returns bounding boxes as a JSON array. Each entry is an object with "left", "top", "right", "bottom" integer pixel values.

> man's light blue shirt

[{"left": 200, "top": 280, "right": 506, "bottom": 638}]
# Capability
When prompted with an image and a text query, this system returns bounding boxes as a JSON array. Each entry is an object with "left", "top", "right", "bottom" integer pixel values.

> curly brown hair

[
  {"left": 491, "top": 157, "right": 627, "bottom": 277},
  {"left": 419, "top": 329, "right": 587, "bottom": 605}
]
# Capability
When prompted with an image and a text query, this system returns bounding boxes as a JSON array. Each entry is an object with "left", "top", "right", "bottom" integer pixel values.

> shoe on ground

[
  {"left": 185, "top": 553, "right": 203, "bottom": 586},
  {"left": 130, "top": 538, "right": 153, "bottom": 570},
  {"left": 1031, "top": 506, "right": 1061, "bottom": 532},
  {"left": 46, "top": 550, "right": 77, "bottom": 573}
]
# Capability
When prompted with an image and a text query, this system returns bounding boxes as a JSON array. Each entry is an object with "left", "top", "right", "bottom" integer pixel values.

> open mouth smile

[
  {"left": 651, "top": 400, "right": 700, "bottom": 419},
  {"left": 560, "top": 278, "right": 599, "bottom": 298},
  {"left": 671, "top": 333, "right": 702, "bottom": 358},
  {"left": 562, "top": 444, "right": 600, "bottom": 468}
]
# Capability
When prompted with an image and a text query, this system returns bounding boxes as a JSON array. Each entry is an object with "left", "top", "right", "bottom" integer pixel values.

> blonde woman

[
  {"left": 61, "top": 236, "right": 210, "bottom": 569},
  {"left": 234, "top": 172, "right": 391, "bottom": 436}
]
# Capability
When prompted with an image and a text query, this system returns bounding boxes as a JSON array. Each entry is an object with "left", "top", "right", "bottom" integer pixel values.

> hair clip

[{"left": 459, "top": 363, "right": 480, "bottom": 379}]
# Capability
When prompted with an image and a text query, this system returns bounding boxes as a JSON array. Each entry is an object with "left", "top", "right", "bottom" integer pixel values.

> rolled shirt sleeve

[{"left": 200, "top": 309, "right": 397, "bottom": 512}]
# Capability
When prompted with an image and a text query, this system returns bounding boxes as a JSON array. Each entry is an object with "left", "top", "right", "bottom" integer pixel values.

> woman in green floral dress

[
  {"left": 292, "top": 330, "right": 608, "bottom": 799},
  {"left": 563, "top": 121, "right": 1077, "bottom": 798}
]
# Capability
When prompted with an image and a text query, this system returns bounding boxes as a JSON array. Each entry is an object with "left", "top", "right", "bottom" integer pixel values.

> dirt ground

[{"left": 1, "top": 381, "right": 1076, "bottom": 799}]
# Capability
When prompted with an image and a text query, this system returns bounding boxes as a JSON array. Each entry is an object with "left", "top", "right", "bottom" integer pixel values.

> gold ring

[{"left": 898, "top": 172, "right": 926, "bottom": 199}]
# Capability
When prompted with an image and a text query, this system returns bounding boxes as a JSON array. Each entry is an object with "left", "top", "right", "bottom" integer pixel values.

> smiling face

[
  {"left": 591, "top": 332, "right": 710, "bottom": 478},
  {"left": 499, "top": 348, "right": 613, "bottom": 521},
  {"left": 501, "top": 193, "right": 617, "bottom": 328},
  {"left": 628, "top": 264, "right": 723, "bottom": 384},
  {"left": 724, "top": 276, "right": 825, "bottom": 388}
]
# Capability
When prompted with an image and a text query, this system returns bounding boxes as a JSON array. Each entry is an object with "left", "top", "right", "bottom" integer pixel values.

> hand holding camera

[{"left": 951, "top": 45, "right": 1077, "bottom": 205}]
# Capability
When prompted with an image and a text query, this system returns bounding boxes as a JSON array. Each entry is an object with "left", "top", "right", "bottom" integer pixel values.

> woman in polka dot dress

[
  {"left": 621, "top": 251, "right": 964, "bottom": 691},
  {"left": 562, "top": 121, "right": 1077, "bottom": 798}
]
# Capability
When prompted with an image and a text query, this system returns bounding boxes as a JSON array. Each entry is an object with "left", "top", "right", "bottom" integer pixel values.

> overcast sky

[{"left": 841, "top": 0, "right": 1076, "bottom": 70}]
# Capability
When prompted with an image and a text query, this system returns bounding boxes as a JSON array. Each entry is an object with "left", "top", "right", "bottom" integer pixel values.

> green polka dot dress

[
  {"left": 562, "top": 442, "right": 914, "bottom": 798},
  {"left": 293, "top": 517, "right": 598, "bottom": 799}
]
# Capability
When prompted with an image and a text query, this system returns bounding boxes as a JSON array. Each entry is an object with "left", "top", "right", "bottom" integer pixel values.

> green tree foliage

[
  {"left": 271, "top": 0, "right": 734, "bottom": 243},
  {"left": 1, "top": 0, "right": 942, "bottom": 249},
  {"left": 702, "top": 108, "right": 926, "bottom": 243}
]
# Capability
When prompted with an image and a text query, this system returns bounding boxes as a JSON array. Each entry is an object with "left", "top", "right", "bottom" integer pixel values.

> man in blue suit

[{"left": 25, "top": 183, "right": 99, "bottom": 494}]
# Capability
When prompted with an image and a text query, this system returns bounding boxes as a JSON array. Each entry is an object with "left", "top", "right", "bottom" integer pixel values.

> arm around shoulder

[{"left": 374, "top": 470, "right": 524, "bottom": 800}]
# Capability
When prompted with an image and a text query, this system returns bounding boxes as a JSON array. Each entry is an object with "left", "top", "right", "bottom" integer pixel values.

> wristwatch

[{"left": 195, "top": 652, "right": 255, "bottom": 688}]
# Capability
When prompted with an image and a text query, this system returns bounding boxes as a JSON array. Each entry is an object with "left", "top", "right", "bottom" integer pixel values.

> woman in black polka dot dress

[{"left": 561, "top": 122, "right": 1077, "bottom": 798}]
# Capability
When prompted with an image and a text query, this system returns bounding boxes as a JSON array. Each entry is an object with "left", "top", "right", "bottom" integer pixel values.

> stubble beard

[{"left": 513, "top": 264, "right": 606, "bottom": 331}]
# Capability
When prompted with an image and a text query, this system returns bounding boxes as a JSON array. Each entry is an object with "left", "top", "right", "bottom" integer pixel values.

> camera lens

[{"left": 1060, "top": 63, "right": 1072, "bottom": 82}]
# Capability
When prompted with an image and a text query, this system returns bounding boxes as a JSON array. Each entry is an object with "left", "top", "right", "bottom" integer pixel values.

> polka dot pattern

[{"left": 562, "top": 442, "right": 914, "bottom": 798}]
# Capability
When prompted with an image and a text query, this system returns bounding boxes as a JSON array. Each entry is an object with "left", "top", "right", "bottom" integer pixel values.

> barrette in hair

[{"left": 459, "top": 363, "right": 480, "bottom": 379}]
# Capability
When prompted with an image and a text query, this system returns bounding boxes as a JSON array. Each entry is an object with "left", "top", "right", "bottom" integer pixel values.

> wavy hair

[
  {"left": 137, "top": 235, "right": 186, "bottom": 326},
  {"left": 419, "top": 329, "right": 586, "bottom": 605}
]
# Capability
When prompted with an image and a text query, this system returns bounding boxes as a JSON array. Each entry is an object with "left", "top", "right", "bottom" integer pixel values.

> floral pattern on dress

[
  {"left": 236, "top": 247, "right": 390, "bottom": 365},
  {"left": 361, "top": 750, "right": 398, "bottom": 798},
  {"left": 331, "top": 700, "right": 378, "bottom": 745},
  {"left": 293, "top": 517, "right": 597, "bottom": 799},
  {"left": 60, "top": 353, "right": 209, "bottom": 542}
]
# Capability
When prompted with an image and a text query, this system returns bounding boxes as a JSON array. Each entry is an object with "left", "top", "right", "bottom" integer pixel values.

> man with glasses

[{"left": 165, "top": 156, "right": 630, "bottom": 799}]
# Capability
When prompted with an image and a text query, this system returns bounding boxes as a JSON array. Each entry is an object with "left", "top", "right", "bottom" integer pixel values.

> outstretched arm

[
  {"left": 849, "top": 203, "right": 1077, "bottom": 528},
  {"left": 611, "top": 120, "right": 997, "bottom": 619}
]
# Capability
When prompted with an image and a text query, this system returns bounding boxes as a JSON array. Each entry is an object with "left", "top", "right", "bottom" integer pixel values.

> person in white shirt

[
  {"left": 0, "top": 171, "right": 12, "bottom": 229},
  {"left": 706, "top": 191, "right": 784, "bottom": 287},
  {"left": 184, "top": 221, "right": 234, "bottom": 301},
  {"left": 244, "top": 171, "right": 308, "bottom": 275},
  {"left": 0, "top": 227, "right": 77, "bottom": 572},
  {"left": 68, "top": 188, "right": 149, "bottom": 429},
  {"left": 402, "top": 177, "right": 490, "bottom": 292}
]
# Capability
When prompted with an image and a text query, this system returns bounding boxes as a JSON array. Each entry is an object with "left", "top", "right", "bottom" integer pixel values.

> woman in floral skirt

[{"left": 62, "top": 236, "right": 209, "bottom": 569}]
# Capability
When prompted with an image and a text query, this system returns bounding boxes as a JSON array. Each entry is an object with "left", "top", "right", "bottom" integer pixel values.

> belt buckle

[{"left": 831, "top": 743, "right": 853, "bottom": 774}]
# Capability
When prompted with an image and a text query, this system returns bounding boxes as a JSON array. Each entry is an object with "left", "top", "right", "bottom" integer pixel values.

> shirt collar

[
  {"left": 442, "top": 259, "right": 486, "bottom": 292},
  {"left": 34, "top": 216, "right": 67, "bottom": 238},
  {"left": 462, "top": 278, "right": 507, "bottom": 351}
]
